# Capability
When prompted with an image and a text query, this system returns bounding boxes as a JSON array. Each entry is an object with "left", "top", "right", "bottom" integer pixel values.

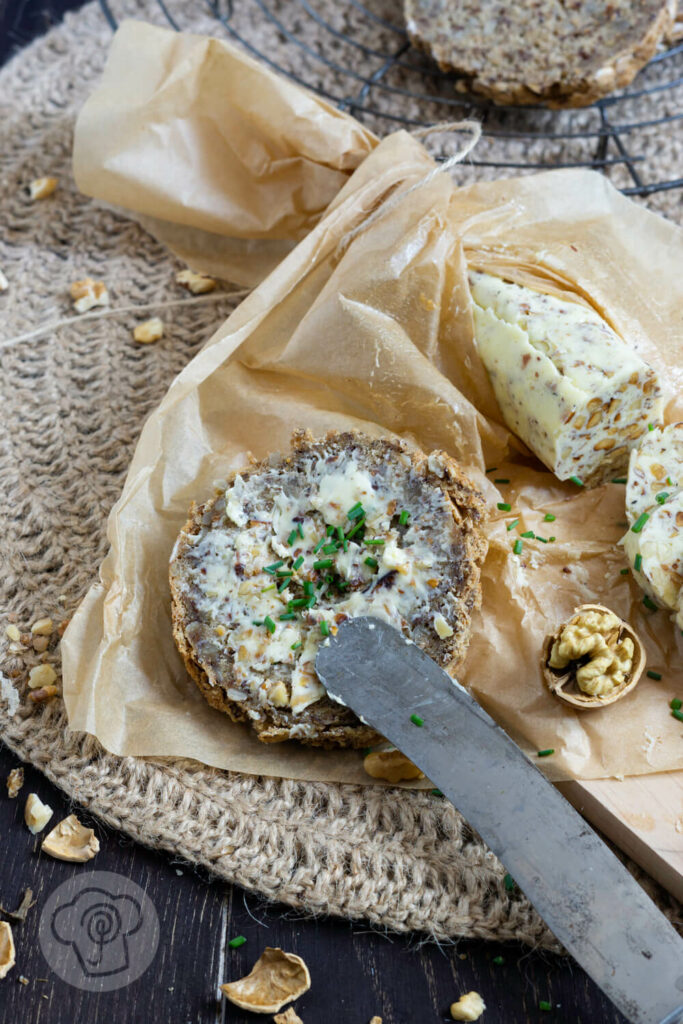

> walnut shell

[{"left": 541, "top": 603, "right": 645, "bottom": 709}]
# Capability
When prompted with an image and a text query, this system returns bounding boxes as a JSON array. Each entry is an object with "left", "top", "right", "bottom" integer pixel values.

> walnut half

[{"left": 542, "top": 604, "right": 645, "bottom": 709}]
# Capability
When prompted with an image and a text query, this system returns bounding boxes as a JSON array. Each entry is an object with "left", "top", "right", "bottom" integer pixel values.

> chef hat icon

[{"left": 51, "top": 886, "right": 143, "bottom": 979}]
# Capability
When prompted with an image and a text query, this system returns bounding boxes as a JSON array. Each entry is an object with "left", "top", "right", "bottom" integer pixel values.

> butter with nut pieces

[
  {"left": 468, "top": 271, "right": 662, "bottom": 487},
  {"left": 625, "top": 422, "right": 682, "bottom": 523}
]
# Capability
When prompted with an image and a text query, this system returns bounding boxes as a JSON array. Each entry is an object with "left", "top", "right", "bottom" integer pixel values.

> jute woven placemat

[{"left": 1, "top": 0, "right": 681, "bottom": 947}]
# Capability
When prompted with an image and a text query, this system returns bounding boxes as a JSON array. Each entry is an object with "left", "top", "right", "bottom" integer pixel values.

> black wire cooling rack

[{"left": 99, "top": 0, "right": 683, "bottom": 198}]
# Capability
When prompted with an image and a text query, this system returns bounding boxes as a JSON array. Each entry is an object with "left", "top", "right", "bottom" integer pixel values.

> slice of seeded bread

[
  {"left": 170, "top": 430, "right": 487, "bottom": 748},
  {"left": 404, "top": 1, "right": 676, "bottom": 108}
]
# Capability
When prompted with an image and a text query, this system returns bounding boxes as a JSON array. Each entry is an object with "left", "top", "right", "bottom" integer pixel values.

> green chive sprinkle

[
  {"left": 539, "top": 1001, "right": 552, "bottom": 1012},
  {"left": 667, "top": 477, "right": 674, "bottom": 486},
  {"left": 569, "top": 475, "right": 584, "bottom": 487},
  {"left": 631, "top": 512, "right": 650, "bottom": 534},
  {"left": 548, "top": 536, "right": 556, "bottom": 543},
  {"left": 655, "top": 492, "right": 670, "bottom": 505},
  {"left": 306, "top": 595, "right": 317, "bottom": 608},
  {"left": 261, "top": 584, "right": 276, "bottom": 592},
  {"left": 503, "top": 873, "right": 514, "bottom": 892},
  {"left": 291, "top": 641, "right": 302, "bottom": 650},
  {"left": 485, "top": 467, "right": 497, "bottom": 474},
  {"left": 297, "top": 523, "right": 305, "bottom": 539},
  {"left": 326, "top": 525, "right": 335, "bottom": 536},
  {"left": 279, "top": 612, "right": 296, "bottom": 621},
  {"left": 337, "top": 581, "right": 349, "bottom": 590},
  {"left": 634, "top": 554, "right": 642, "bottom": 572},
  {"left": 611, "top": 477, "right": 627, "bottom": 484},
  {"left": 536, "top": 536, "right": 548, "bottom": 543},
  {"left": 494, "top": 478, "right": 510, "bottom": 484},
  {"left": 643, "top": 595, "right": 658, "bottom": 611},
  {"left": 672, "top": 709, "right": 683, "bottom": 723},
  {"left": 322, "top": 543, "right": 338, "bottom": 554},
  {"left": 521, "top": 530, "right": 535, "bottom": 539},
  {"left": 544, "top": 513, "right": 556, "bottom": 522},
  {"left": 228, "top": 936, "right": 246, "bottom": 949},
  {"left": 276, "top": 569, "right": 293, "bottom": 577},
  {"left": 513, "top": 539, "right": 523, "bottom": 555},
  {"left": 620, "top": 568, "right": 629, "bottom": 575},
  {"left": 670, "top": 698, "right": 682, "bottom": 711},
  {"left": 313, "top": 536, "right": 326, "bottom": 553},
  {"left": 506, "top": 519, "right": 519, "bottom": 531},
  {"left": 293, "top": 556, "right": 304, "bottom": 570},
  {"left": 646, "top": 670, "right": 662, "bottom": 680},
  {"left": 497, "top": 502, "right": 512, "bottom": 511},
  {"left": 365, "top": 538, "right": 385, "bottom": 546},
  {"left": 431, "top": 789, "right": 444, "bottom": 797},
  {"left": 399, "top": 509, "right": 410, "bottom": 525},
  {"left": 347, "top": 503, "right": 364, "bottom": 520},
  {"left": 492, "top": 956, "right": 504, "bottom": 966},
  {"left": 287, "top": 529, "right": 298, "bottom": 546},
  {"left": 537, "top": 748, "right": 554, "bottom": 758},
  {"left": 251, "top": 620, "right": 263, "bottom": 626},
  {"left": 304, "top": 581, "right": 314, "bottom": 596},
  {"left": 648, "top": 422, "right": 655, "bottom": 431},
  {"left": 277, "top": 579, "right": 290, "bottom": 594},
  {"left": 264, "top": 561, "right": 284, "bottom": 574},
  {"left": 313, "top": 559, "right": 334, "bottom": 570},
  {"left": 410, "top": 713, "right": 424, "bottom": 727},
  {"left": 362, "top": 747, "right": 373, "bottom": 757},
  {"left": 320, "top": 621, "right": 330, "bottom": 637},
  {"left": 264, "top": 616, "right": 276, "bottom": 634},
  {"left": 346, "top": 518, "right": 365, "bottom": 540},
  {"left": 289, "top": 598, "right": 307, "bottom": 608},
  {"left": 365, "top": 556, "right": 379, "bottom": 569}
]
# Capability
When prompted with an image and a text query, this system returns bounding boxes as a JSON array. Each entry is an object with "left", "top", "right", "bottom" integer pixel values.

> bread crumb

[
  {"left": 29, "top": 177, "right": 58, "bottom": 200},
  {"left": 70, "top": 278, "right": 109, "bottom": 314},
  {"left": 133, "top": 318, "right": 164, "bottom": 344}
]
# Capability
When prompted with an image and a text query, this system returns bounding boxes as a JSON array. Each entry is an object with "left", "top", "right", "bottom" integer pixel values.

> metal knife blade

[{"left": 315, "top": 617, "right": 683, "bottom": 1024}]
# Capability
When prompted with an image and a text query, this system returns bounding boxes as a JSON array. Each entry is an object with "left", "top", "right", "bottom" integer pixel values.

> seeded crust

[
  {"left": 170, "top": 430, "right": 487, "bottom": 749},
  {"left": 404, "top": 1, "right": 676, "bottom": 108}
]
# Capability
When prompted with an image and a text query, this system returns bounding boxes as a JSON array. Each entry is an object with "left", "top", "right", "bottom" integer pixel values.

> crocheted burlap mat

[{"left": 1, "top": 0, "right": 681, "bottom": 947}]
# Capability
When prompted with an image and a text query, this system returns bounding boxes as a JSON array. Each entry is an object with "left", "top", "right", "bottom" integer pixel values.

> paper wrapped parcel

[{"left": 62, "top": 102, "right": 683, "bottom": 783}]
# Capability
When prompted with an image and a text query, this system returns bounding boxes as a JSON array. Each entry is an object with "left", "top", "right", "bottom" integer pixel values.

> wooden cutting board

[{"left": 559, "top": 771, "right": 683, "bottom": 902}]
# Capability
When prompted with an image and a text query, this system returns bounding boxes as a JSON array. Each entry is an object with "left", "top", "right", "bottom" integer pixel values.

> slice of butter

[
  {"left": 468, "top": 271, "right": 662, "bottom": 487},
  {"left": 625, "top": 422, "right": 683, "bottom": 524},
  {"left": 622, "top": 490, "right": 683, "bottom": 628}
]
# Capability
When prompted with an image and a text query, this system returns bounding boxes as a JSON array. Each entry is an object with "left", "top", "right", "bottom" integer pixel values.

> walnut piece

[
  {"left": 31, "top": 618, "right": 53, "bottom": 636},
  {"left": 41, "top": 815, "right": 100, "bottom": 863},
  {"left": 176, "top": 269, "right": 217, "bottom": 294},
  {"left": 133, "top": 318, "right": 164, "bottom": 344},
  {"left": 221, "top": 947, "right": 311, "bottom": 1014},
  {"left": 542, "top": 604, "right": 645, "bottom": 709},
  {"left": 363, "top": 749, "right": 424, "bottom": 783},
  {"left": 29, "top": 177, "right": 58, "bottom": 200},
  {"left": 0, "top": 922, "right": 16, "bottom": 980},
  {"left": 24, "top": 793, "right": 53, "bottom": 834},
  {"left": 28, "top": 664, "right": 57, "bottom": 690},
  {"left": 6, "top": 768, "right": 24, "bottom": 799},
  {"left": 70, "top": 278, "right": 109, "bottom": 314},
  {"left": 450, "top": 991, "right": 486, "bottom": 1021},
  {"left": 274, "top": 1009, "right": 304, "bottom": 1024}
]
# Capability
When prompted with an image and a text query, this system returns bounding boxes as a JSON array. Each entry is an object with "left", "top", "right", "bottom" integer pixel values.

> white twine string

[
  {"left": 0, "top": 289, "right": 251, "bottom": 352},
  {"left": 340, "top": 119, "right": 482, "bottom": 251}
]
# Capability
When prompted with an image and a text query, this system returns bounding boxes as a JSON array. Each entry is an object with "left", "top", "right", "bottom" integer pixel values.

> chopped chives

[
  {"left": 667, "top": 477, "right": 674, "bottom": 486},
  {"left": 336, "top": 525, "right": 345, "bottom": 544},
  {"left": 492, "top": 956, "right": 505, "bottom": 966},
  {"left": 670, "top": 698, "right": 682, "bottom": 711},
  {"left": 643, "top": 595, "right": 658, "bottom": 611},
  {"left": 506, "top": 519, "right": 519, "bottom": 531},
  {"left": 431, "top": 789, "right": 444, "bottom": 797},
  {"left": 322, "top": 543, "right": 338, "bottom": 554},
  {"left": 264, "top": 616, "right": 276, "bottom": 634},
  {"left": 494, "top": 478, "right": 510, "bottom": 484},
  {"left": 364, "top": 556, "right": 379, "bottom": 569},
  {"left": 648, "top": 422, "right": 655, "bottom": 431},
  {"left": 539, "top": 1001, "right": 552, "bottom": 1012},
  {"left": 365, "top": 538, "right": 385, "bottom": 545},
  {"left": 672, "top": 709, "right": 683, "bottom": 723},
  {"left": 346, "top": 517, "right": 365, "bottom": 540},
  {"left": 410, "top": 713, "right": 424, "bottom": 727},
  {"left": 569, "top": 476, "right": 584, "bottom": 487},
  {"left": 520, "top": 530, "right": 535, "bottom": 539},
  {"left": 347, "top": 503, "right": 364, "bottom": 520},
  {"left": 631, "top": 512, "right": 649, "bottom": 534},
  {"left": 503, "top": 873, "right": 515, "bottom": 892},
  {"left": 291, "top": 641, "right": 302, "bottom": 650},
  {"left": 261, "top": 584, "right": 276, "bottom": 592},
  {"left": 277, "top": 579, "right": 290, "bottom": 594},
  {"left": 544, "top": 513, "right": 556, "bottom": 522},
  {"left": 313, "top": 536, "right": 326, "bottom": 554},
  {"left": 228, "top": 936, "right": 246, "bottom": 950},
  {"left": 548, "top": 536, "right": 556, "bottom": 542},
  {"left": 634, "top": 553, "right": 642, "bottom": 572},
  {"left": 611, "top": 477, "right": 627, "bottom": 484},
  {"left": 276, "top": 569, "right": 293, "bottom": 577},
  {"left": 655, "top": 492, "right": 670, "bottom": 505},
  {"left": 251, "top": 620, "right": 263, "bottom": 626},
  {"left": 287, "top": 529, "right": 298, "bottom": 546},
  {"left": 513, "top": 539, "right": 523, "bottom": 555},
  {"left": 264, "top": 560, "right": 284, "bottom": 574},
  {"left": 303, "top": 581, "right": 314, "bottom": 596},
  {"left": 399, "top": 509, "right": 410, "bottom": 525},
  {"left": 306, "top": 595, "right": 317, "bottom": 608},
  {"left": 497, "top": 502, "right": 512, "bottom": 511},
  {"left": 326, "top": 525, "right": 335, "bottom": 536},
  {"left": 297, "top": 522, "right": 304, "bottom": 539},
  {"left": 289, "top": 598, "right": 307, "bottom": 608},
  {"left": 293, "top": 556, "right": 304, "bottom": 570},
  {"left": 313, "top": 558, "right": 333, "bottom": 570},
  {"left": 537, "top": 748, "right": 554, "bottom": 758},
  {"left": 279, "top": 612, "right": 296, "bottom": 621},
  {"left": 320, "top": 620, "right": 331, "bottom": 637},
  {"left": 646, "top": 670, "right": 662, "bottom": 680},
  {"left": 485, "top": 467, "right": 497, "bottom": 474},
  {"left": 620, "top": 568, "right": 629, "bottom": 575},
  {"left": 337, "top": 581, "right": 349, "bottom": 590},
  {"left": 536, "top": 536, "right": 548, "bottom": 543}
]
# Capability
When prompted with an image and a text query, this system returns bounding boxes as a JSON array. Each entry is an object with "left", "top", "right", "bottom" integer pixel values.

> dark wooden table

[{"left": 0, "top": 4, "right": 630, "bottom": 1022}]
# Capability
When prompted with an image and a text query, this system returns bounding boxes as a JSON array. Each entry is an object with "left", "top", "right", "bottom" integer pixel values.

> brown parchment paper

[
  {"left": 62, "top": 113, "right": 683, "bottom": 783},
  {"left": 73, "top": 21, "right": 378, "bottom": 287}
]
